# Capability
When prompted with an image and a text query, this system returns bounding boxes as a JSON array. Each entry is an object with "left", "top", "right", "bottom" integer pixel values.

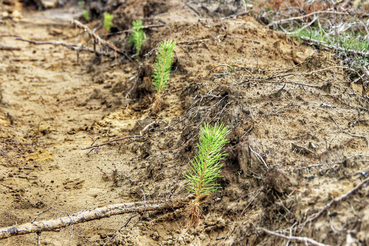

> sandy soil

[{"left": 0, "top": 1, "right": 368, "bottom": 245}]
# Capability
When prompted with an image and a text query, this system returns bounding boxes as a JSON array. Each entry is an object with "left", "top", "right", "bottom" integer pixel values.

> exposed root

[
  {"left": 152, "top": 94, "right": 162, "bottom": 115},
  {"left": 187, "top": 200, "right": 202, "bottom": 228}
]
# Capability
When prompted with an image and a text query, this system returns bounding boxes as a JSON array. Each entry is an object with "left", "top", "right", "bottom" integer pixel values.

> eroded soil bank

[{"left": 0, "top": 1, "right": 368, "bottom": 245}]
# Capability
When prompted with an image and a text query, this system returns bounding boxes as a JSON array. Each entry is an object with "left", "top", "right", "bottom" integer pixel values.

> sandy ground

[{"left": 0, "top": 1, "right": 368, "bottom": 245}]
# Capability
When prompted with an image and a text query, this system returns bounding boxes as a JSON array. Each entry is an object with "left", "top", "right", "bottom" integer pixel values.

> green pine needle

[
  {"left": 152, "top": 40, "right": 176, "bottom": 94},
  {"left": 185, "top": 123, "right": 230, "bottom": 202},
  {"left": 129, "top": 20, "right": 146, "bottom": 57}
]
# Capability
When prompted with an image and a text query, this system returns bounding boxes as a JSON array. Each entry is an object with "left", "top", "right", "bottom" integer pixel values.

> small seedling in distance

[
  {"left": 184, "top": 123, "right": 230, "bottom": 227},
  {"left": 82, "top": 10, "right": 90, "bottom": 21},
  {"left": 103, "top": 12, "right": 113, "bottom": 31},
  {"left": 129, "top": 20, "right": 146, "bottom": 58},
  {"left": 152, "top": 40, "right": 176, "bottom": 114}
]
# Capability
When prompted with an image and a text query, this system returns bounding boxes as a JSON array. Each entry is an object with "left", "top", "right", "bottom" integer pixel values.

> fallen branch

[
  {"left": 304, "top": 177, "right": 369, "bottom": 225},
  {"left": 15, "top": 37, "right": 113, "bottom": 57},
  {"left": 241, "top": 78, "right": 330, "bottom": 90},
  {"left": 258, "top": 228, "right": 329, "bottom": 246},
  {"left": 269, "top": 66, "right": 353, "bottom": 79},
  {"left": 300, "top": 36, "right": 369, "bottom": 59},
  {"left": 185, "top": 3, "right": 201, "bottom": 17},
  {"left": 268, "top": 11, "right": 349, "bottom": 27},
  {"left": 72, "top": 19, "right": 135, "bottom": 63},
  {"left": 0, "top": 198, "right": 187, "bottom": 239}
]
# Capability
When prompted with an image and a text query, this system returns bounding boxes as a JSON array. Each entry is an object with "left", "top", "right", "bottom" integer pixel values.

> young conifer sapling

[
  {"left": 185, "top": 123, "right": 230, "bottom": 227},
  {"left": 152, "top": 40, "right": 176, "bottom": 113},
  {"left": 103, "top": 12, "right": 113, "bottom": 31},
  {"left": 129, "top": 20, "right": 146, "bottom": 58}
]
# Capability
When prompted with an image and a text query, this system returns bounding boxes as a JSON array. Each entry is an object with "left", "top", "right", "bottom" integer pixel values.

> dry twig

[
  {"left": 268, "top": 11, "right": 349, "bottom": 27},
  {"left": 258, "top": 228, "right": 329, "bottom": 246},
  {"left": 249, "top": 146, "right": 269, "bottom": 170},
  {"left": 15, "top": 37, "right": 112, "bottom": 57},
  {"left": 102, "top": 215, "right": 138, "bottom": 246},
  {"left": 303, "top": 177, "right": 369, "bottom": 226},
  {"left": 269, "top": 66, "right": 353, "bottom": 79},
  {"left": 185, "top": 3, "right": 201, "bottom": 17},
  {"left": 72, "top": 19, "right": 135, "bottom": 63},
  {"left": 300, "top": 36, "right": 369, "bottom": 59}
]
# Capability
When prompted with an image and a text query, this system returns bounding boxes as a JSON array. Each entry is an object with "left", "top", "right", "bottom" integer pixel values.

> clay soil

[{"left": 0, "top": 1, "right": 368, "bottom": 245}]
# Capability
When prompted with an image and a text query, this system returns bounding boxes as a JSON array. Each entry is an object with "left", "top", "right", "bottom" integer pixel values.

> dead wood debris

[
  {"left": 268, "top": 10, "right": 349, "bottom": 27},
  {"left": 0, "top": 197, "right": 187, "bottom": 240},
  {"left": 300, "top": 36, "right": 369, "bottom": 59},
  {"left": 302, "top": 177, "right": 369, "bottom": 227},
  {"left": 258, "top": 228, "right": 329, "bottom": 246},
  {"left": 72, "top": 19, "right": 134, "bottom": 63},
  {"left": 15, "top": 37, "right": 112, "bottom": 57}
]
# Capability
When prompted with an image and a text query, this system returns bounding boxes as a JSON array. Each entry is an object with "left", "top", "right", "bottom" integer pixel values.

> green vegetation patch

[{"left": 103, "top": 12, "right": 113, "bottom": 31}]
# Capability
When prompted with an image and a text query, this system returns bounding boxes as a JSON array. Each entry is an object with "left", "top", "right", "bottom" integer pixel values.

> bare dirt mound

[{"left": 0, "top": 0, "right": 368, "bottom": 245}]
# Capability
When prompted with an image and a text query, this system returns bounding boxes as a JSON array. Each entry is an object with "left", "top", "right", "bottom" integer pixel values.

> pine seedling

[
  {"left": 103, "top": 12, "right": 113, "bottom": 31},
  {"left": 129, "top": 20, "right": 146, "bottom": 58},
  {"left": 82, "top": 10, "right": 90, "bottom": 21},
  {"left": 152, "top": 40, "right": 176, "bottom": 113},
  {"left": 185, "top": 123, "right": 230, "bottom": 227}
]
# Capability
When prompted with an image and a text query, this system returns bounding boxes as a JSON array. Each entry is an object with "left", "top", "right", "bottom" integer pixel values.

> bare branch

[
  {"left": 72, "top": 19, "right": 135, "bottom": 63},
  {"left": 15, "top": 37, "right": 112, "bottom": 57},
  {"left": 249, "top": 146, "right": 269, "bottom": 170},
  {"left": 268, "top": 11, "right": 349, "bottom": 27},
  {"left": 185, "top": 3, "right": 201, "bottom": 17},
  {"left": 0, "top": 198, "right": 186, "bottom": 240},
  {"left": 258, "top": 228, "right": 329, "bottom": 246},
  {"left": 269, "top": 66, "right": 353, "bottom": 79},
  {"left": 304, "top": 177, "right": 369, "bottom": 225},
  {"left": 300, "top": 36, "right": 369, "bottom": 59}
]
